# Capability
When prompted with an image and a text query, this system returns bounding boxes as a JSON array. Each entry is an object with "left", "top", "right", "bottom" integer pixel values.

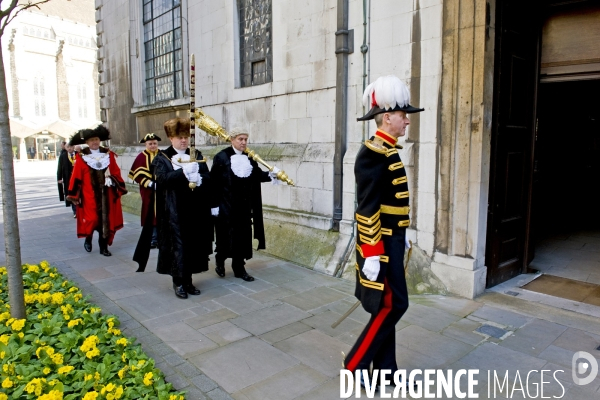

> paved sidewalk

[{"left": 2, "top": 173, "right": 600, "bottom": 399}]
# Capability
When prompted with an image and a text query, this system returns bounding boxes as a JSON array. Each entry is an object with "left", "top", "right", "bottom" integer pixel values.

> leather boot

[{"left": 84, "top": 237, "right": 92, "bottom": 253}]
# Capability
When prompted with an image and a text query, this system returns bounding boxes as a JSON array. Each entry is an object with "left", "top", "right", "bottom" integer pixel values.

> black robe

[
  {"left": 57, "top": 149, "right": 74, "bottom": 206},
  {"left": 152, "top": 146, "right": 213, "bottom": 277},
  {"left": 210, "top": 147, "right": 271, "bottom": 260}
]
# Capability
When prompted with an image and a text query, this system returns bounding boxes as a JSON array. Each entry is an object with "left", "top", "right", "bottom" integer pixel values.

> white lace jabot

[{"left": 231, "top": 153, "right": 252, "bottom": 178}]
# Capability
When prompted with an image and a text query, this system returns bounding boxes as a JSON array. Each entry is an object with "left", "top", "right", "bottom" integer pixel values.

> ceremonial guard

[
  {"left": 343, "top": 76, "right": 423, "bottom": 379},
  {"left": 67, "top": 125, "right": 127, "bottom": 256},
  {"left": 210, "top": 128, "right": 280, "bottom": 282},
  {"left": 152, "top": 117, "right": 213, "bottom": 298},
  {"left": 130, "top": 133, "right": 161, "bottom": 272},
  {"left": 57, "top": 143, "right": 77, "bottom": 217}
]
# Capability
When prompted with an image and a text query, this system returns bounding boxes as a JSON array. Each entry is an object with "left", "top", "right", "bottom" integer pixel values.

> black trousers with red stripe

[{"left": 345, "top": 232, "right": 409, "bottom": 373}]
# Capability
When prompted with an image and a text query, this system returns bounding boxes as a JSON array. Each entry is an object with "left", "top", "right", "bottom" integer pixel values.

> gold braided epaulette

[{"left": 364, "top": 140, "right": 388, "bottom": 154}]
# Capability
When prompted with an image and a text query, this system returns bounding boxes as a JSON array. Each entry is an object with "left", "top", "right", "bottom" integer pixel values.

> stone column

[{"left": 431, "top": 0, "right": 496, "bottom": 298}]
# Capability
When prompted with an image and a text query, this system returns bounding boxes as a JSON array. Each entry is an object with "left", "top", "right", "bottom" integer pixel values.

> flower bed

[{"left": 0, "top": 261, "right": 185, "bottom": 400}]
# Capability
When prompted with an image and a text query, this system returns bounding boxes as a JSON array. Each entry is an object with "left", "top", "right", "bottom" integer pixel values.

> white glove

[
  {"left": 211, "top": 207, "right": 219, "bottom": 216},
  {"left": 183, "top": 162, "right": 199, "bottom": 175},
  {"left": 104, "top": 177, "right": 113, "bottom": 187},
  {"left": 185, "top": 171, "right": 202, "bottom": 186},
  {"left": 269, "top": 166, "right": 281, "bottom": 185},
  {"left": 362, "top": 256, "right": 380, "bottom": 281},
  {"left": 405, "top": 237, "right": 412, "bottom": 249}
]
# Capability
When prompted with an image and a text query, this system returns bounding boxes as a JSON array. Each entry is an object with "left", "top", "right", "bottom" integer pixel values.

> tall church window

[
  {"left": 237, "top": 0, "right": 272, "bottom": 87},
  {"left": 33, "top": 77, "right": 46, "bottom": 117},
  {"left": 77, "top": 82, "right": 88, "bottom": 118},
  {"left": 143, "top": 0, "right": 182, "bottom": 104}
]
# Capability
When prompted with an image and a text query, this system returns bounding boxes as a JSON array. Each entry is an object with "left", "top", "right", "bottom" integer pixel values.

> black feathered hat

[
  {"left": 139, "top": 133, "right": 162, "bottom": 143},
  {"left": 357, "top": 75, "right": 424, "bottom": 121},
  {"left": 68, "top": 125, "right": 111, "bottom": 146}
]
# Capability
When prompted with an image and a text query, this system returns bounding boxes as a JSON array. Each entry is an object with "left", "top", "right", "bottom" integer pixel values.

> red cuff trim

[{"left": 360, "top": 241, "right": 385, "bottom": 257}]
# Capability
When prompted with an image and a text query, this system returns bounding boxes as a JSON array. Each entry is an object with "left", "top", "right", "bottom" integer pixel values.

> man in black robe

[
  {"left": 210, "top": 128, "right": 280, "bottom": 282},
  {"left": 57, "top": 143, "right": 76, "bottom": 217},
  {"left": 152, "top": 117, "right": 213, "bottom": 299}
]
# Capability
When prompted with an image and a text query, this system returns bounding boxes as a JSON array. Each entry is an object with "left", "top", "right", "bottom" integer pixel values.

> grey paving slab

[
  {"left": 258, "top": 321, "right": 313, "bottom": 345},
  {"left": 411, "top": 294, "right": 483, "bottom": 317},
  {"left": 500, "top": 319, "right": 569, "bottom": 356},
  {"left": 251, "top": 265, "right": 306, "bottom": 285},
  {"left": 396, "top": 325, "right": 475, "bottom": 366},
  {"left": 246, "top": 286, "right": 296, "bottom": 303},
  {"left": 441, "top": 318, "right": 486, "bottom": 346},
  {"left": 230, "top": 302, "right": 310, "bottom": 336},
  {"left": 274, "top": 329, "right": 347, "bottom": 378},
  {"left": 231, "top": 364, "right": 328, "bottom": 400},
  {"left": 470, "top": 305, "right": 533, "bottom": 328},
  {"left": 189, "top": 337, "right": 299, "bottom": 393},
  {"left": 401, "top": 302, "right": 463, "bottom": 332},
  {"left": 184, "top": 309, "right": 240, "bottom": 330},
  {"left": 551, "top": 327, "right": 600, "bottom": 357},
  {"left": 280, "top": 286, "right": 348, "bottom": 311},
  {"left": 302, "top": 310, "right": 360, "bottom": 337},
  {"left": 214, "top": 293, "right": 269, "bottom": 315},
  {"left": 459, "top": 342, "right": 547, "bottom": 374},
  {"left": 198, "top": 321, "right": 252, "bottom": 346}
]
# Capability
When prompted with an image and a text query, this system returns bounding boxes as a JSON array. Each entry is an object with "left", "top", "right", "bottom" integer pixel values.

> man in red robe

[
  {"left": 67, "top": 125, "right": 127, "bottom": 256},
  {"left": 130, "top": 133, "right": 161, "bottom": 272}
]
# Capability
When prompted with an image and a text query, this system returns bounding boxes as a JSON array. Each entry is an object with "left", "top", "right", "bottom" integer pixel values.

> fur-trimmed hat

[
  {"left": 357, "top": 75, "right": 424, "bottom": 121},
  {"left": 163, "top": 118, "right": 191, "bottom": 138},
  {"left": 229, "top": 127, "right": 249, "bottom": 139},
  {"left": 68, "top": 125, "right": 111, "bottom": 146},
  {"left": 139, "top": 133, "right": 162, "bottom": 143}
]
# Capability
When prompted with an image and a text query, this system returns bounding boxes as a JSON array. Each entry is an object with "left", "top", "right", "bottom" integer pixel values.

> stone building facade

[
  {"left": 3, "top": 0, "right": 100, "bottom": 159},
  {"left": 97, "top": 0, "right": 600, "bottom": 298}
]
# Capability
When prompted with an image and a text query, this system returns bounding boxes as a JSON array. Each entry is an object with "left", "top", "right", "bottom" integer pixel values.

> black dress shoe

[
  {"left": 235, "top": 273, "right": 254, "bottom": 282},
  {"left": 215, "top": 265, "right": 225, "bottom": 278},
  {"left": 150, "top": 242, "right": 157, "bottom": 249},
  {"left": 183, "top": 284, "right": 201, "bottom": 295},
  {"left": 100, "top": 249, "right": 112, "bottom": 257},
  {"left": 84, "top": 240, "right": 92, "bottom": 253},
  {"left": 173, "top": 284, "right": 188, "bottom": 299}
]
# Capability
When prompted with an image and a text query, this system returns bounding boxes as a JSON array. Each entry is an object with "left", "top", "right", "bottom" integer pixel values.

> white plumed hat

[{"left": 357, "top": 75, "right": 424, "bottom": 121}]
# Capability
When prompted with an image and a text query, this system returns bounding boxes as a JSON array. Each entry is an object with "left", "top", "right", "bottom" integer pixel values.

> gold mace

[
  {"left": 331, "top": 240, "right": 413, "bottom": 329},
  {"left": 187, "top": 53, "right": 197, "bottom": 190},
  {"left": 194, "top": 108, "right": 295, "bottom": 186}
]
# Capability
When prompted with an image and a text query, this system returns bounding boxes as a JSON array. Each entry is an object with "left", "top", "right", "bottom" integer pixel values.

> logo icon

[{"left": 572, "top": 351, "right": 599, "bottom": 386}]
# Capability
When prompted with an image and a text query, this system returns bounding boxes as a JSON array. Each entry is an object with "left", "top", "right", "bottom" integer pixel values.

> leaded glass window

[
  {"left": 78, "top": 82, "right": 88, "bottom": 118},
  {"left": 33, "top": 77, "right": 46, "bottom": 117},
  {"left": 143, "top": 0, "right": 182, "bottom": 104},
  {"left": 238, "top": 0, "right": 272, "bottom": 87}
]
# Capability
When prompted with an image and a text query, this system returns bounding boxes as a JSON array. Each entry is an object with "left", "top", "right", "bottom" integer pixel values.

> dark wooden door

[{"left": 485, "top": 0, "right": 540, "bottom": 287}]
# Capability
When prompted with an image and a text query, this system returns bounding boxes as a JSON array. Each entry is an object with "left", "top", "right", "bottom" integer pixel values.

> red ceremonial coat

[
  {"left": 67, "top": 147, "right": 127, "bottom": 245},
  {"left": 128, "top": 150, "right": 157, "bottom": 226}
]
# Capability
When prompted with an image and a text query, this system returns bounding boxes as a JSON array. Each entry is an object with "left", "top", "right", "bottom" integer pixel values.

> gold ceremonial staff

[{"left": 194, "top": 108, "right": 295, "bottom": 186}]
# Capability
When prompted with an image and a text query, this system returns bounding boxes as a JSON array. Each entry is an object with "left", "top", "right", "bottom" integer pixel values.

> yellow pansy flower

[
  {"left": 82, "top": 391, "right": 98, "bottom": 400},
  {"left": 143, "top": 372, "right": 153, "bottom": 386}
]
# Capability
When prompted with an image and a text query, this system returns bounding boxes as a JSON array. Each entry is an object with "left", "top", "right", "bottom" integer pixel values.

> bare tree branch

[{"left": 0, "top": 0, "right": 51, "bottom": 36}]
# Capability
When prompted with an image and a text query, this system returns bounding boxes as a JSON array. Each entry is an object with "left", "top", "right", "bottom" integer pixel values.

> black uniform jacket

[
  {"left": 57, "top": 149, "right": 74, "bottom": 205},
  {"left": 210, "top": 147, "right": 271, "bottom": 256},
  {"left": 354, "top": 130, "right": 410, "bottom": 313},
  {"left": 152, "top": 146, "right": 213, "bottom": 277}
]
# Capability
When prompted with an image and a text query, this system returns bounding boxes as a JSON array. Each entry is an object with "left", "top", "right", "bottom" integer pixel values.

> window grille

[
  {"left": 237, "top": 0, "right": 272, "bottom": 87},
  {"left": 143, "top": 0, "right": 183, "bottom": 104}
]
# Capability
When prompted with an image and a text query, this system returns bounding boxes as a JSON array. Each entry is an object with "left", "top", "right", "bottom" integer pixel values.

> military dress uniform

[
  {"left": 344, "top": 75, "right": 424, "bottom": 375},
  {"left": 344, "top": 129, "right": 410, "bottom": 373}
]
